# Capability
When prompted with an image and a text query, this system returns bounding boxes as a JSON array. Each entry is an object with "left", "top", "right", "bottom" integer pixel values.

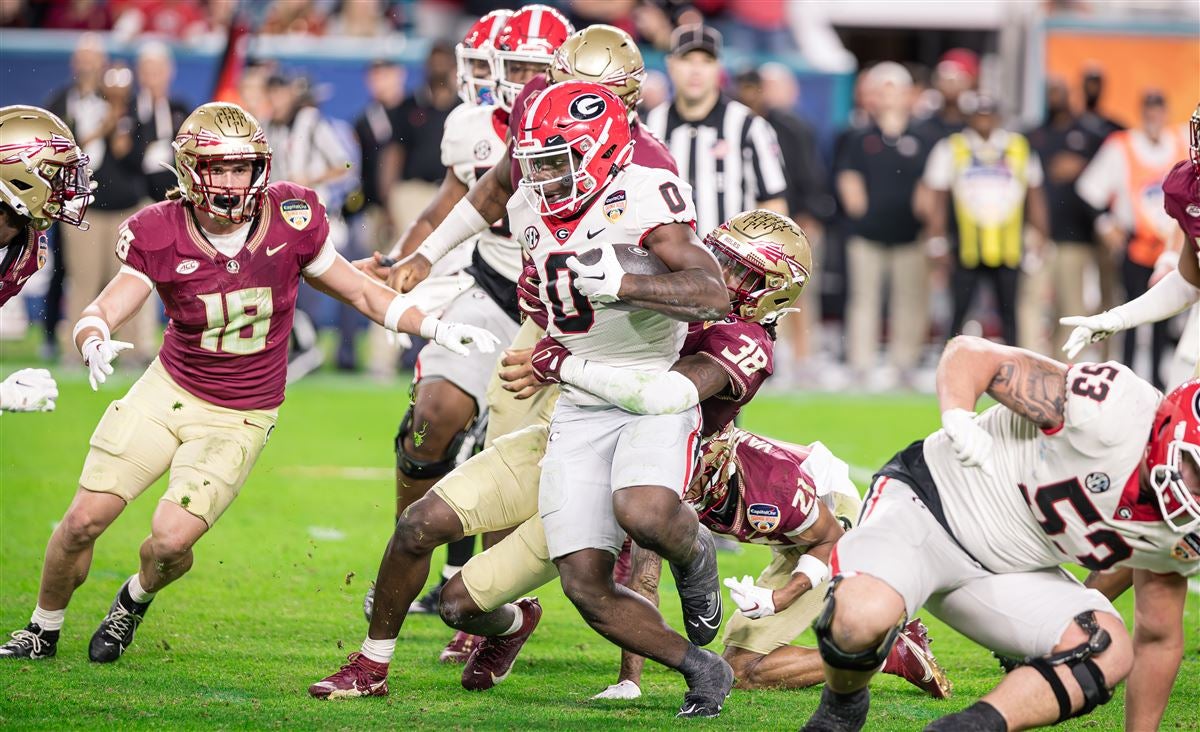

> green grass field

[{"left": 1, "top": 363, "right": 1197, "bottom": 730}]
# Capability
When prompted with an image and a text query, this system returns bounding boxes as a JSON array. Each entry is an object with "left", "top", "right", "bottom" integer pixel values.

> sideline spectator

[
  {"left": 835, "top": 62, "right": 934, "bottom": 390},
  {"left": 133, "top": 42, "right": 189, "bottom": 202},
  {"left": 1081, "top": 66, "right": 1125, "bottom": 140},
  {"left": 1025, "top": 76, "right": 1113, "bottom": 355},
  {"left": 1076, "top": 90, "right": 1187, "bottom": 387},
  {"left": 645, "top": 24, "right": 788, "bottom": 237},
  {"left": 924, "top": 93, "right": 1049, "bottom": 348}
]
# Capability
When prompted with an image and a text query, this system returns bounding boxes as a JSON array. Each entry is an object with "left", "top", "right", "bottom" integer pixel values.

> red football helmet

[
  {"left": 493, "top": 4, "right": 573, "bottom": 111},
  {"left": 456, "top": 9, "right": 512, "bottom": 106},
  {"left": 1144, "top": 378, "right": 1200, "bottom": 533},
  {"left": 512, "top": 81, "right": 634, "bottom": 218}
]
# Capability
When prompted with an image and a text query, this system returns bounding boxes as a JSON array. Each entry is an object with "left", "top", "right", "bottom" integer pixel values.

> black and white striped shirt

[{"left": 644, "top": 96, "right": 788, "bottom": 235}]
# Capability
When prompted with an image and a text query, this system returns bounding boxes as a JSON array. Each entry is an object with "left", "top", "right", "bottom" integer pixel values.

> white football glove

[
  {"left": 420, "top": 316, "right": 501, "bottom": 357},
  {"left": 82, "top": 337, "right": 134, "bottom": 391},
  {"left": 565, "top": 248, "right": 624, "bottom": 304},
  {"left": 591, "top": 679, "right": 642, "bottom": 700},
  {"left": 724, "top": 575, "right": 776, "bottom": 619},
  {"left": 1059, "top": 311, "right": 1127, "bottom": 360},
  {"left": 941, "top": 408, "right": 995, "bottom": 475},
  {"left": 0, "top": 368, "right": 59, "bottom": 412}
]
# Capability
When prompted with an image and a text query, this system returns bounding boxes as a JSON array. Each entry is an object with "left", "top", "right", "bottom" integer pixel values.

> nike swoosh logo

[
  {"left": 687, "top": 594, "right": 721, "bottom": 628},
  {"left": 266, "top": 242, "right": 288, "bottom": 256},
  {"left": 586, "top": 228, "right": 605, "bottom": 239}
]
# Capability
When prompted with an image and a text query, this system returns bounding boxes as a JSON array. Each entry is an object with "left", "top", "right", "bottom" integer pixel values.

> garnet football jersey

[
  {"left": 1162, "top": 159, "right": 1200, "bottom": 259},
  {"left": 0, "top": 227, "right": 47, "bottom": 307},
  {"left": 440, "top": 103, "right": 516, "bottom": 279},
  {"left": 923, "top": 361, "right": 1197, "bottom": 576},
  {"left": 681, "top": 318, "right": 774, "bottom": 436},
  {"left": 508, "top": 163, "right": 695, "bottom": 407},
  {"left": 117, "top": 182, "right": 331, "bottom": 410}
]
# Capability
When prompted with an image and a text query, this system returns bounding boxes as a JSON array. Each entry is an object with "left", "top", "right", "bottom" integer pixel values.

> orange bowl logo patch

[
  {"left": 281, "top": 199, "right": 312, "bottom": 230},
  {"left": 747, "top": 503, "right": 781, "bottom": 533}
]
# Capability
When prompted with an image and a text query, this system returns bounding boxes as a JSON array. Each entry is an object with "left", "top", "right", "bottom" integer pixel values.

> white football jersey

[
  {"left": 440, "top": 103, "right": 520, "bottom": 280},
  {"left": 508, "top": 164, "right": 697, "bottom": 407},
  {"left": 924, "top": 362, "right": 1199, "bottom": 577}
]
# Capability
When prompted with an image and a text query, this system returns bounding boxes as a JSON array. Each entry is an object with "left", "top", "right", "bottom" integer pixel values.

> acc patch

[
  {"left": 474, "top": 139, "right": 492, "bottom": 160},
  {"left": 604, "top": 190, "right": 626, "bottom": 221},
  {"left": 1171, "top": 533, "right": 1200, "bottom": 562},
  {"left": 36, "top": 236, "right": 48, "bottom": 270},
  {"left": 176, "top": 259, "right": 200, "bottom": 275},
  {"left": 280, "top": 198, "right": 312, "bottom": 230},
  {"left": 524, "top": 225, "right": 540, "bottom": 250},
  {"left": 746, "top": 503, "right": 781, "bottom": 533},
  {"left": 1084, "top": 472, "right": 1111, "bottom": 494}
]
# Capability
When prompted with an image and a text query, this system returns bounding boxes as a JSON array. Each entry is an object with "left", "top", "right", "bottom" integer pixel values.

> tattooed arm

[
  {"left": 936, "top": 336, "right": 1067, "bottom": 430},
  {"left": 617, "top": 222, "right": 729, "bottom": 321}
]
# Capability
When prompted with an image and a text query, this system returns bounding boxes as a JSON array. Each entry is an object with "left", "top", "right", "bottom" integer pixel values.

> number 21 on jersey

[{"left": 198, "top": 288, "right": 274, "bottom": 355}]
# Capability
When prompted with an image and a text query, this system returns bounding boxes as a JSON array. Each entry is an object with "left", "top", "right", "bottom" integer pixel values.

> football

[{"left": 576, "top": 245, "right": 670, "bottom": 310}]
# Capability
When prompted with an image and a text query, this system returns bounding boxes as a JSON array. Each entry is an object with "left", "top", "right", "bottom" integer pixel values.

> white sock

[
  {"left": 128, "top": 573, "right": 156, "bottom": 603},
  {"left": 441, "top": 564, "right": 462, "bottom": 581},
  {"left": 30, "top": 606, "right": 65, "bottom": 632},
  {"left": 360, "top": 637, "right": 396, "bottom": 664},
  {"left": 498, "top": 605, "right": 524, "bottom": 636}
]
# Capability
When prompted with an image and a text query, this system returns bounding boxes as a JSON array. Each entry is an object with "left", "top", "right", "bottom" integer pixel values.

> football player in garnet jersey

[
  {"left": 0, "top": 102, "right": 498, "bottom": 663},
  {"left": 353, "top": 8, "right": 571, "bottom": 650},
  {"left": 0, "top": 105, "right": 93, "bottom": 413},
  {"left": 800, "top": 339, "right": 1200, "bottom": 732},
  {"left": 1062, "top": 102, "right": 1200, "bottom": 372}
]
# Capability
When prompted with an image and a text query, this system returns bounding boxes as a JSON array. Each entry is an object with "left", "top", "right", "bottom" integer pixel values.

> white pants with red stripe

[
  {"left": 834, "top": 477, "right": 1119, "bottom": 659},
  {"left": 539, "top": 400, "right": 701, "bottom": 560}
]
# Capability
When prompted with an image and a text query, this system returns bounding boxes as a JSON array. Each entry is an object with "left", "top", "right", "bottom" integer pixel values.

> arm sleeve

[
  {"left": 559, "top": 356, "right": 700, "bottom": 415},
  {"left": 1110, "top": 269, "right": 1200, "bottom": 329},
  {"left": 746, "top": 115, "right": 788, "bottom": 201},
  {"left": 922, "top": 139, "right": 954, "bottom": 191},
  {"left": 301, "top": 238, "right": 337, "bottom": 278}
]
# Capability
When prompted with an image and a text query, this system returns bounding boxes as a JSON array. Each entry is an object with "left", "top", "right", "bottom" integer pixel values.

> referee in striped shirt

[{"left": 645, "top": 24, "right": 789, "bottom": 235}]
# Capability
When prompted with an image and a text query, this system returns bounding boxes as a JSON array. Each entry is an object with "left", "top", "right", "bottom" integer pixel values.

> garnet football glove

[
  {"left": 517, "top": 259, "right": 549, "bottom": 329},
  {"left": 0, "top": 368, "right": 58, "bottom": 412},
  {"left": 566, "top": 247, "right": 624, "bottom": 303},
  {"left": 420, "top": 316, "right": 500, "bottom": 357},
  {"left": 1060, "top": 311, "right": 1126, "bottom": 360},
  {"left": 530, "top": 335, "right": 570, "bottom": 384},
  {"left": 82, "top": 337, "right": 134, "bottom": 391},
  {"left": 940, "top": 408, "right": 995, "bottom": 475},
  {"left": 724, "top": 575, "right": 775, "bottom": 619}
]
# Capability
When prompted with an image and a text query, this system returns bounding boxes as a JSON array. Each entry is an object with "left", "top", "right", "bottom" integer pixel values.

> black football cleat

[
  {"left": 676, "top": 647, "right": 733, "bottom": 718},
  {"left": 88, "top": 580, "right": 152, "bottom": 663},
  {"left": 0, "top": 623, "right": 58, "bottom": 660},
  {"left": 670, "top": 525, "right": 722, "bottom": 646},
  {"left": 408, "top": 581, "right": 443, "bottom": 615}
]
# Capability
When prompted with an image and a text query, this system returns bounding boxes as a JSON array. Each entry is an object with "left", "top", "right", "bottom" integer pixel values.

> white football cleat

[{"left": 592, "top": 679, "right": 642, "bottom": 700}]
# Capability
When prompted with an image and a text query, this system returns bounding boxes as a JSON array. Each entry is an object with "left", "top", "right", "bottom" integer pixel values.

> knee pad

[
  {"left": 812, "top": 577, "right": 907, "bottom": 672},
  {"left": 394, "top": 406, "right": 479, "bottom": 480},
  {"left": 1025, "top": 611, "right": 1113, "bottom": 723}
]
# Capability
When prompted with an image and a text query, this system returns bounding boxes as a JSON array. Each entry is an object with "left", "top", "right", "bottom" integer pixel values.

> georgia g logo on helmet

[{"left": 568, "top": 94, "right": 606, "bottom": 121}]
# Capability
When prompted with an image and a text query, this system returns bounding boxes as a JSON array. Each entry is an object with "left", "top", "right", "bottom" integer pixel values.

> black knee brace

[
  {"left": 1025, "top": 611, "right": 1113, "bottom": 724},
  {"left": 394, "top": 406, "right": 470, "bottom": 480},
  {"left": 812, "top": 578, "right": 907, "bottom": 672}
]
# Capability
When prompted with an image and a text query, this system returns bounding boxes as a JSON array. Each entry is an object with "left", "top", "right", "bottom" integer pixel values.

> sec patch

[
  {"left": 280, "top": 199, "right": 312, "bottom": 230},
  {"left": 747, "top": 503, "right": 781, "bottom": 533}
]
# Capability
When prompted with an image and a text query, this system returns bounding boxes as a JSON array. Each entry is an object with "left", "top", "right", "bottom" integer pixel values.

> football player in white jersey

[
  {"left": 353, "top": 8, "right": 572, "bottom": 652},
  {"left": 506, "top": 80, "right": 733, "bottom": 717},
  {"left": 800, "top": 337, "right": 1200, "bottom": 732}
]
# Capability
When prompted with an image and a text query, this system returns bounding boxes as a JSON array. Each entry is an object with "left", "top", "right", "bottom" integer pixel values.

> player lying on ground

[
  {"left": 1062, "top": 102, "right": 1200, "bottom": 368},
  {"left": 0, "top": 105, "right": 93, "bottom": 413},
  {"left": 311, "top": 209, "right": 801, "bottom": 711},
  {"left": 799, "top": 337, "right": 1200, "bottom": 732},
  {"left": 0, "top": 102, "right": 498, "bottom": 663}
]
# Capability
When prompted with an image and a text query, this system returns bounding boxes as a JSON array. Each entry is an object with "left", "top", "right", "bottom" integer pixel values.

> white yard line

[
  {"left": 279, "top": 465, "right": 392, "bottom": 481},
  {"left": 307, "top": 526, "right": 346, "bottom": 541}
]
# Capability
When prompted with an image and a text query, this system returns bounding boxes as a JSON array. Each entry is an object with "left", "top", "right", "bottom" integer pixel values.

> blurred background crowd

[{"left": 1, "top": 0, "right": 1197, "bottom": 392}]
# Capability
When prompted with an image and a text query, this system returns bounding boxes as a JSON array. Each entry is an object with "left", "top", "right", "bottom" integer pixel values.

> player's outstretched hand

[
  {"left": 353, "top": 252, "right": 394, "bottom": 282},
  {"left": 421, "top": 316, "right": 499, "bottom": 357},
  {"left": 530, "top": 336, "right": 569, "bottom": 384},
  {"left": 1059, "top": 311, "right": 1126, "bottom": 360},
  {"left": 82, "top": 338, "right": 134, "bottom": 391},
  {"left": 388, "top": 252, "right": 433, "bottom": 294},
  {"left": 724, "top": 575, "right": 775, "bottom": 619},
  {"left": 566, "top": 248, "right": 624, "bottom": 303},
  {"left": 940, "top": 408, "right": 995, "bottom": 475},
  {"left": 498, "top": 348, "right": 545, "bottom": 399},
  {"left": 0, "top": 368, "right": 59, "bottom": 412}
]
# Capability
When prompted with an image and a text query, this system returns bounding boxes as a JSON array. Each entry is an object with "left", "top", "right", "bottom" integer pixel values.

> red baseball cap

[{"left": 938, "top": 48, "right": 979, "bottom": 81}]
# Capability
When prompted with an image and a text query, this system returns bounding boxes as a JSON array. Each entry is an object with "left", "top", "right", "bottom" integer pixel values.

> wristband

[
  {"left": 419, "top": 315, "right": 441, "bottom": 340},
  {"left": 792, "top": 554, "right": 830, "bottom": 586},
  {"left": 73, "top": 316, "right": 110, "bottom": 355},
  {"left": 415, "top": 198, "right": 490, "bottom": 265},
  {"left": 384, "top": 295, "right": 410, "bottom": 332}
]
